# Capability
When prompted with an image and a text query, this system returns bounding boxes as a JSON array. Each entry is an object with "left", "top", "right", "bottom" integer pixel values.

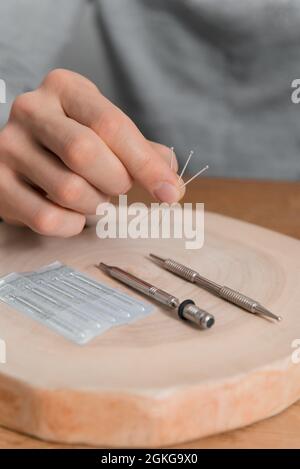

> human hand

[{"left": 0, "top": 69, "right": 182, "bottom": 236}]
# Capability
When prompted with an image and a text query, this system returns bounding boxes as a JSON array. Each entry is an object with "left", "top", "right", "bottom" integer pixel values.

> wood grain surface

[{"left": 0, "top": 178, "right": 299, "bottom": 448}]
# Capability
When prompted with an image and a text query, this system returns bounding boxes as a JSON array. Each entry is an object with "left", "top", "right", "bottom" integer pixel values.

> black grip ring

[{"left": 178, "top": 299, "right": 195, "bottom": 321}]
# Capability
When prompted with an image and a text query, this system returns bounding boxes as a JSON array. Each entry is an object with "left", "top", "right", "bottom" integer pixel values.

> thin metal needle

[
  {"left": 141, "top": 152, "right": 207, "bottom": 223},
  {"left": 254, "top": 305, "right": 282, "bottom": 322},
  {"left": 179, "top": 150, "right": 194, "bottom": 180},
  {"left": 180, "top": 165, "right": 209, "bottom": 188},
  {"left": 142, "top": 146, "right": 176, "bottom": 225},
  {"left": 170, "top": 146, "right": 175, "bottom": 171}
]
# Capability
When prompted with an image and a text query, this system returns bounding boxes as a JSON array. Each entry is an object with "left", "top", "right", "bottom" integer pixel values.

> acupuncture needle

[
  {"left": 149, "top": 254, "right": 281, "bottom": 322},
  {"left": 179, "top": 164, "right": 209, "bottom": 188},
  {"left": 70, "top": 272, "right": 145, "bottom": 309},
  {"left": 57, "top": 278, "right": 90, "bottom": 295},
  {"left": 9, "top": 295, "right": 87, "bottom": 338},
  {"left": 179, "top": 150, "right": 194, "bottom": 180},
  {"left": 23, "top": 291, "right": 100, "bottom": 330},
  {"left": 141, "top": 149, "right": 208, "bottom": 225},
  {"left": 19, "top": 285, "right": 102, "bottom": 330},
  {"left": 170, "top": 146, "right": 175, "bottom": 171},
  {"left": 66, "top": 274, "right": 132, "bottom": 315},
  {"left": 65, "top": 273, "right": 133, "bottom": 319},
  {"left": 25, "top": 285, "right": 59, "bottom": 305},
  {"left": 53, "top": 278, "right": 127, "bottom": 321},
  {"left": 40, "top": 280, "right": 75, "bottom": 299}
]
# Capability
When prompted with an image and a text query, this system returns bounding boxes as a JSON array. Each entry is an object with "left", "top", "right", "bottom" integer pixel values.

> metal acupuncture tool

[
  {"left": 98, "top": 263, "right": 215, "bottom": 329},
  {"left": 149, "top": 254, "right": 282, "bottom": 322}
]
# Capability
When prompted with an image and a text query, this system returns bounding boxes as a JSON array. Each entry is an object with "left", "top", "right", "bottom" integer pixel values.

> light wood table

[{"left": 0, "top": 178, "right": 299, "bottom": 449}]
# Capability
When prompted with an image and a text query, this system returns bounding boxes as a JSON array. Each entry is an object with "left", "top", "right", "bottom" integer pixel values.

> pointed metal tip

[
  {"left": 149, "top": 253, "right": 166, "bottom": 264},
  {"left": 98, "top": 262, "right": 111, "bottom": 273},
  {"left": 255, "top": 305, "right": 282, "bottom": 322}
]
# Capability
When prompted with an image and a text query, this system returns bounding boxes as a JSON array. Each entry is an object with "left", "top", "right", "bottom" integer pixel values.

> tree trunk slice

[{"left": 0, "top": 212, "right": 299, "bottom": 447}]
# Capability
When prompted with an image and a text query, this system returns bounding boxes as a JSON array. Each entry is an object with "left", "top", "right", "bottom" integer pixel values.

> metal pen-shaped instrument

[
  {"left": 98, "top": 263, "right": 215, "bottom": 329},
  {"left": 149, "top": 254, "right": 282, "bottom": 322}
]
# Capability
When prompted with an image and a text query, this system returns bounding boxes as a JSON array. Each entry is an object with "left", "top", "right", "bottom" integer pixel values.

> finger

[
  {"left": 14, "top": 95, "right": 132, "bottom": 197},
  {"left": 10, "top": 130, "right": 109, "bottom": 215},
  {"left": 147, "top": 141, "right": 186, "bottom": 197},
  {"left": 148, "top": 141, "right": 179, "bottom": 173},
  {"left": 0, "top": 165, "right": 86, "bottom": 237},
  {"left": 1, "top": 217, "right": 25, "bottom": 227},
  {"left": 44, "top": 70, "right": 183, "bottom": 202}
]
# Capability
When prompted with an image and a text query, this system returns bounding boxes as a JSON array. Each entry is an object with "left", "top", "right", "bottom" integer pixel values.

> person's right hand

[{"left": 0, "top": 69, "right": 182, "bottom": 237}]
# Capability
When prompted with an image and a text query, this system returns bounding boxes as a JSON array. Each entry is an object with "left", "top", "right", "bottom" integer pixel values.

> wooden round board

[{"left": 0, "top": 212, "right": 300, "bottom": 447}]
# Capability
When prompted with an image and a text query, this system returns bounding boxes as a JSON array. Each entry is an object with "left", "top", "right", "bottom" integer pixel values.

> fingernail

[
  {"left": 177, "top": 174, "right": 186, "bottom": 198},
  {"left": 153, "top": 182, "right": 181, "bottom": 203}
]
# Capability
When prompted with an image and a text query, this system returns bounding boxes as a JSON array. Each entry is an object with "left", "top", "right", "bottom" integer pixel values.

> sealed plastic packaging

[{"left": 0, "top": 262, "right": 154, "bottom": 344}]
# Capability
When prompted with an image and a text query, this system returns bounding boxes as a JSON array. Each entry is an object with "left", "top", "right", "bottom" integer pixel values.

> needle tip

[
  {"left": 149, "top": 253, "right": 165, "bottom": 264},
  {"left": 255, "top": 305, "right": 282, "bottom": 322},
  {"left": 98, "top": 262, "right": 111, "bottom": 273}
]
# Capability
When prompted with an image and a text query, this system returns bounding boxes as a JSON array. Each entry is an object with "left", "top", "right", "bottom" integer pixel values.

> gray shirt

[{"left": 0, "top": 0, "right": 299, "bottom": 179}]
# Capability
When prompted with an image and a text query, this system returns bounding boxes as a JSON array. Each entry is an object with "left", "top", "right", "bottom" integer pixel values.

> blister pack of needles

[{"left": 0, "top": 262, "right": 153, "bottom": 344}]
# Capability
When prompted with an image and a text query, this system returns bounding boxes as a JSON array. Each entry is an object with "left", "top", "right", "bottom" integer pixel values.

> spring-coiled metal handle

[
  {"left": 164, "top": 258, "right": 221, "bottom": 294},
  {"left": 219, "top": 286, "right": 258, "bottom": 313},
  {"left": 164, "top": 259, "right": 198, "bottom": 282}
]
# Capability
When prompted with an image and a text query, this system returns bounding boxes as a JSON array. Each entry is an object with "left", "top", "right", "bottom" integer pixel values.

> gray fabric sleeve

[{"left": 0, "top": 0, "right": 84, "bottom": 128}]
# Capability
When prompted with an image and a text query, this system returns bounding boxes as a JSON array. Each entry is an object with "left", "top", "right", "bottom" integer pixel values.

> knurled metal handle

[
  {"left": 164, "top": 259, "right": 199, "bottom": 282},
  {"left": 219, "top": 286, "right": 258, "bottom": 313}
]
